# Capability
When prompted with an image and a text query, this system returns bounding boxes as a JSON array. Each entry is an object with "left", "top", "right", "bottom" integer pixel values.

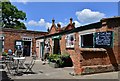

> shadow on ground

[
  {"left": 1, "top": 71, "right": 14, "bottom": 81},
  {"left": 22, "top": 72, "right": 38, "bottom": 74}
]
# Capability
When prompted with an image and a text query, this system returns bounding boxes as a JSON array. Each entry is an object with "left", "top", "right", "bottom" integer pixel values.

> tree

[{"left": 1, "top": 0, "right": 27, "bottom": 29}]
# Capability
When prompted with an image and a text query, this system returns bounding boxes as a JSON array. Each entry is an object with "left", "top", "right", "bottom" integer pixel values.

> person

[
  {"left": 15, "top": 46, "right": 23, "bottom": 57},
  {"left": 42, "top": 44, "right": 50, "bottom": 65},
  {"left": 8, "top": 49, "right": 12, "bottom": 55}
]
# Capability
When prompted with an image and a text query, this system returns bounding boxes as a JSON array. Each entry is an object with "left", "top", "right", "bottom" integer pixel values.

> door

[
  {"left": 23, "top": 41, "right": 31, "bottom": 56},
  {"left": 40, "top": 42, "right": 44, "bottom": 58},
  {"left": 53, "top": 39, "right": 60, "bottom": 54}
]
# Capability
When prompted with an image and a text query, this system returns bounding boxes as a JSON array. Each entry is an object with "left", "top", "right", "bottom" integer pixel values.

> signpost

[{"left": 94, "top": 31, "right": 113, "bottom": 48}]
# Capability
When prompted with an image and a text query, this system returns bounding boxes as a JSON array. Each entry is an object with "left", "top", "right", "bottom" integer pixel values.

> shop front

[
  {"left": 36, "top": 17, "right": 120, "bottom": 75},
  {"left": 1, "top": 28, "right": 47, "bottom": 57}
]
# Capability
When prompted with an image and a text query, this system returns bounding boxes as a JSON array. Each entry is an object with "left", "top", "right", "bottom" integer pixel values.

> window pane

[
  {"left": 81, "top": 34, "right": 93, "bottom": 48},
  {"left": 66, "top": 34, "right": 74, "bottom": 48}
]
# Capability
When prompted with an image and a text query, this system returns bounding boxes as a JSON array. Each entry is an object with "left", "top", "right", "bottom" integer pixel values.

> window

[
  {"left": 80, "top": 31, "right": 113, "bottom": 48},
  {"left": 0, "top": 36, "right": 4, "bottom": 52},
  {"left": 81, "top": 34, "right": 94, "bottom": 48},
  {"left": 66, "top": 34, "right": 75, "bottom": 48},
  {"left": 79, "top": 29, "right": 96, "bottom": 48}
]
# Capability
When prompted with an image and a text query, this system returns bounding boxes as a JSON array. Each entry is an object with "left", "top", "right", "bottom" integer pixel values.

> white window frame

[
  {"left": 36, "top": 39, "right": 44, "bottom": 58},
  {"left": 22, "top": 37, "right": 32, "bottom": 41},
  {"left": 79, "top": 29, "right": 96, "bottom": 48},
  {"left": 66, "top": 33, "right": 75, "bottom": 48}
]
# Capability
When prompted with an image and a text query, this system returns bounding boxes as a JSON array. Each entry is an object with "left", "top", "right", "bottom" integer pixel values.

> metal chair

[
  {"left": 3, "top": 56, "right": 15, "bottom": 75},
  {"left": 19, "top": 57, "right": 26, "bottom": 69},
  {"left": 24, "top": 55, "right": 36, "bottom": 73}
]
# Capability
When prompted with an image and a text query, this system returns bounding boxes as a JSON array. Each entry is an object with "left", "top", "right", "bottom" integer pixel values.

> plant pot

[{"left": 49, "top": 62, "right": 60, "bottom": 68}]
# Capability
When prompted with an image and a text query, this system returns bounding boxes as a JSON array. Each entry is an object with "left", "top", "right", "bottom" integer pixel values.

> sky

[{"left": 11, "top": 1, "right": 119, "bottom": 32}]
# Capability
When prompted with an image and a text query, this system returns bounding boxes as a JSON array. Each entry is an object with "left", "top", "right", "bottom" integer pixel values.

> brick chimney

[
  {"left": 70, "top": 18, "right": 73, "bottom": 25},
  {"left": 73, "top": 22, "right": 75, "bottom": 27},
  {"left": 57, "top": 23, "right": 61, "bottom": 32},
  {"left": 52, "top": 18, "right": 55, "bottom": 25}
]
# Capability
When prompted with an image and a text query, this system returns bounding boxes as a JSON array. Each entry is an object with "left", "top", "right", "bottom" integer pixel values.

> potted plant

[
  {"left": 2, "top": 52, "right": 8, "bottom": 60},
  {"left": 2, "top": 52, "right": 7, "bottom": 56},
  {"left": 48, "top": 54, "right": 64, "bottom": 68},
  {"left": 61, "top": 54, "right": 73, "bottom": 67}
]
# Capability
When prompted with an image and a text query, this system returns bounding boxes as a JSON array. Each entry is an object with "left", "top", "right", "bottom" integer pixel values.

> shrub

[
  {"left": 48, "top": 54, "right": 64, "bottom": 67},
  {"left": 48, "top": 54, "right": 73, "bottom": 67},
  {"left": 49, "top": 54, "right": 60, "bottom": 62},
  {"left": 2, "top": 52, "right": 7, "bottom": 56},
  {"left": 61, "top": 54, "right": 70, "bottom": 59},
  {"left": 61, "top": 54, "right": 73, "bottom": 67}
]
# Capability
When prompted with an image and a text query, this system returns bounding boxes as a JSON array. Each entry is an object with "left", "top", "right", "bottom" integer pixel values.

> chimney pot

[
  {"left": 73, "top": 22, "right": 75, "bottom": 27},
  {"left": 57, "top": 23, "right": 61, "bottom": 27},
  {"left": 52, "top": 18, "right": 55, "bottom": 24},
  {"left": 70, "top": 18, "right": 73, "bottom": 25}
]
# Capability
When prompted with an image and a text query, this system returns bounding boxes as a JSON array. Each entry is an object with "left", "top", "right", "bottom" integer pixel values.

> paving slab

[{"left": 2, "top": 58, "right": 119, "bottom": 80}]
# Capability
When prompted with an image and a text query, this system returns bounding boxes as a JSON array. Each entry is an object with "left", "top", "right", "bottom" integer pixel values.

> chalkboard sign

[{"left": 94, "top": 31, "right": 113, "bottom": 48}]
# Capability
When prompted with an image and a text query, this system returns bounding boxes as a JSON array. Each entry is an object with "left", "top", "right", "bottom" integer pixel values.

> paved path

[{"left": 7, "top": 59, "right": 119, "bottom": 80}]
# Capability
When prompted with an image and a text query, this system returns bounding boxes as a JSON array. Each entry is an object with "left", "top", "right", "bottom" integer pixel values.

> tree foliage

[{"left": 1, "top": 1, "right": 27, "bottom": 29}]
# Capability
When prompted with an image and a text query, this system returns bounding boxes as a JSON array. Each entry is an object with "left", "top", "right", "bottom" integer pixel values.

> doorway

[
  {"left": 53, "top": 39, "right": 60, "bottom": 54},
  {"left": 40, "top": 42, "right": 44, "bottom": 58},
  {"left": 23, "top": 41, "right": 31, "bottom": 56}
]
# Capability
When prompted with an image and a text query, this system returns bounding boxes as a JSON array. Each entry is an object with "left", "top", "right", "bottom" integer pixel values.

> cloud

[
  {"left": 26, "top": 19, "right": 52, "bottom": 30},
  {"left": 58, "top": 22, "right": 66, "bottom": 27},
  {"left": 76, "top": 9, "right": 105, "bottom": 24},
  {"left": 9, "top": 0, "right": 119, "bottom": 2},
  {"left": 26, "top": 18, "right": 82, "bottom": 31},
  {"left": 45, "top": 22, "right": 52, "bottom": 29},
  {"left": 38, "top": 19, "right": 46, "bottom": 26},
  {"left": 10, "top": 0, "right": 29, "bottom": 4},
  {"left": 28, "top": 20, "right": 38, "bottom": 26},
  {"left": 19, "top": 0, "right": 28, "bottom": 4},
  {"left": 73, "top": 21, "right": 81, "bottom": 27}
]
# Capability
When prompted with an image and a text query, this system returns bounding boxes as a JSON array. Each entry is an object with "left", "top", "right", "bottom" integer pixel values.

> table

[{"left": 13, "top": 57, "right": 25, "bottom": 74}]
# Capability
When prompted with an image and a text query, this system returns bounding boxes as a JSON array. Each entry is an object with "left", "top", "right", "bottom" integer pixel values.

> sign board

[
  {"left": 94, "top": 31, "right": 113, "bottom": 48},
  {"left": 16, "top": 41, "right": 22, "bottom": 45},
  {"left": 15, "top": 40, "right": 23, "bottom": 50},
  {"left": 52, "top": 35, "right": 61, "bottom": 40}
]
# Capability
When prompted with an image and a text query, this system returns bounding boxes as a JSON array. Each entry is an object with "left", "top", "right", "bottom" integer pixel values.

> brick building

[
  {"left": 0, "top": 28, "right": 47, "bottom": 56},
  {"left": 36, "top": 16, "right": 120, "bottom": 75}
]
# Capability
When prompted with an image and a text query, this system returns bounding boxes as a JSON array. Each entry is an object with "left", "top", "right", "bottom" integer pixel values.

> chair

[
  {"left": 24, "top": 55, "right": 36, "bottom": 73},
  {"left": 19, "top": 57, "right": 26, "bottom": 69},
  {"left": 3, "top": 56, "right": 15, "bottom": 75}
]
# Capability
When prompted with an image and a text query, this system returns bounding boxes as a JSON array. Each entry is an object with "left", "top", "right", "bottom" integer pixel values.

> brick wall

[
  {"left": 4, "top": 32, "right": 21, "bottom": 52},
  {"left": 36, "top": 17, "right": 120, "bottom": 75},
  {"left": 60, "top": 18, "right": 120, "bottom": 74},
  {"left": 48, "top": 22, "right": 120, "bottom": 74},
  {"left": 2, "top": 29, "right": 46, "bottom": 56}
]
